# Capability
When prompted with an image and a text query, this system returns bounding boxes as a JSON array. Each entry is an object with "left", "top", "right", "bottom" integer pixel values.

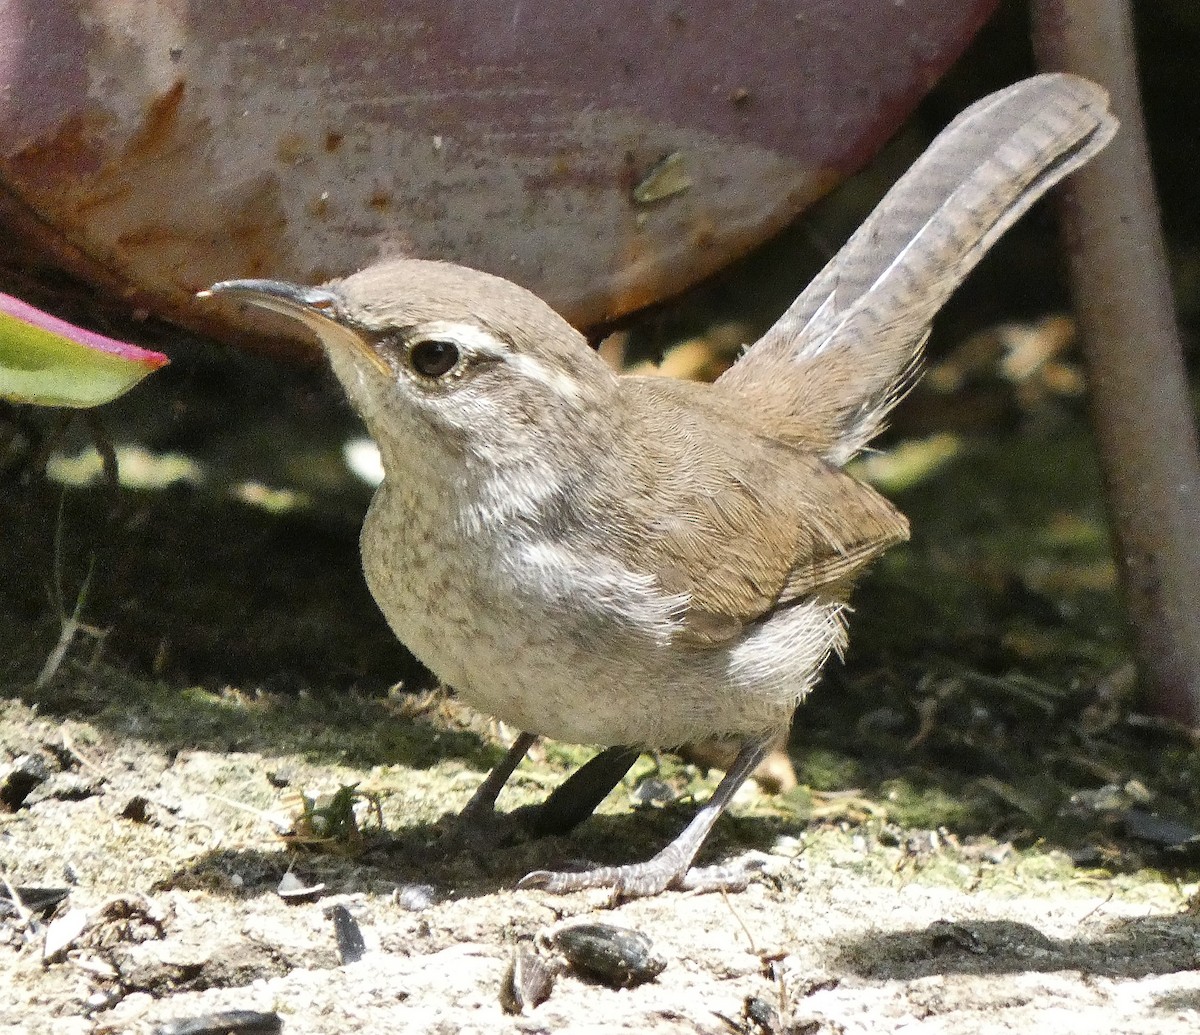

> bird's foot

[
  {"left": 518, "top": 735, "right": 773, "bottom": 900},
  {"left": 436, "top": 802, "right": 524, "bottom": 857},
  {"left": 518, "top": 851, "right": 763, "bottom": 900}
]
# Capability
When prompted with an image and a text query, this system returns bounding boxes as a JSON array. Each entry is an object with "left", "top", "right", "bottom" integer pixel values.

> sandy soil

[{"left": 2, "top": 684, "right": 1198, "bottom": 1035}]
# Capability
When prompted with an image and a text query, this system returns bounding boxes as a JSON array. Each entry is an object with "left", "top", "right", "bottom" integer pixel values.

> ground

[{"left": 1, "top": 690, "right": 1198, "bottom": 1035}]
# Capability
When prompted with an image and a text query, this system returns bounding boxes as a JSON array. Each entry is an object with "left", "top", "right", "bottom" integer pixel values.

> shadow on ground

[{"left": 835, "top": 913, "right": 1200, "bottom": 981}]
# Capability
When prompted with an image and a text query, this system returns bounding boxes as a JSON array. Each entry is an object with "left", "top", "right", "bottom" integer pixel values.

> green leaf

[{"left": 0, "top": 292, "right": 169, "bottom": 407}]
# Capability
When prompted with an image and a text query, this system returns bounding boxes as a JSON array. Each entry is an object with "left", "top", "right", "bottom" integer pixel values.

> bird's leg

[
  {"left": 451, "top": 739, "right": 641, "bottom": 852},
  {"left": 518, "top": 736, "right": 771, "bottom": 899},
  {"left": 440, "top": 730, "right": 538, "bottom": 851},
  {"left": 522, "top": 745, "right": 642, "bottom": 837},
  {"left": 458, "top": 730, "right": 538, "bottom": 822}
]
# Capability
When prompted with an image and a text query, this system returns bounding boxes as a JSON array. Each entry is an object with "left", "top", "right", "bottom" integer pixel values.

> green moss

[
  {"left": 796, "top": 747, "right": 867, "bottom": 792},
  {"left": 29, "top": 664, "right": 500, "bottom": 774},
  {"left": 877, "top": 776, "right": 978, "bottom": 830}
]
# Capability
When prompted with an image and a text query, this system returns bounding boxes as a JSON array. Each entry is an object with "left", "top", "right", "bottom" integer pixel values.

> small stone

[
  {"left": 120, "top": 795, "right": 152, "bottom": 822},
  {"left": 0, "top": 885, "right": 69, "bottom": 917},
  {"left": 0, "top": 753, "right": 53, "bottom": 810},
  {"left": 43, "top": 906, "right": 89, "bottom": 962},
  {"left": 393, "top": 883, "right": 437, "bottom": 912},
  {"left": 1124, "top": 809, "right": 1200, "bottom": 849},
  {"left": 25, "top": 771, "right": 103, "bottom": 805},
  {"left": 276, "top": 872, "right": 325, "bottom": 903},
  {"left": 630, "top": 777, "right": 677, "bottom": 808}
]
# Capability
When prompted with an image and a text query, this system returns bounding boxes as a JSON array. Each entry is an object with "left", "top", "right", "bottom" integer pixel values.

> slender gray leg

[
  {"left": 437, "top": 731, "right": 537, "bottom": 854},
  {"left": 456, "top": 730, "right": 538, "bottom": 825},
  {"left": 518, "top": 736, "right": 771, "bottom": 899},
  {"left": 448, "top": 736, "right": 634, "bottom": 853},
  {"left": 524, "top": 746, "right": 642, "bottom": 837}
]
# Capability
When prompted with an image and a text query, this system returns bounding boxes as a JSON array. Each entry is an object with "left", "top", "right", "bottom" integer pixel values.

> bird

[{"left": 201, "top": 73, "right": 1116, "bottom": 898}]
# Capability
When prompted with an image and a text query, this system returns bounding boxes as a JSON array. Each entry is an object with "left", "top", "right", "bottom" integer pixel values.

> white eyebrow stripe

[
  {"left": 505, "top": 352, "right": 583, "bottom": 400},
  {"left": 412, "top": 320, "right": 582, "bottom": 400},
  {"left": 414, "top": 320, "right": 508, "bottom": 358}
]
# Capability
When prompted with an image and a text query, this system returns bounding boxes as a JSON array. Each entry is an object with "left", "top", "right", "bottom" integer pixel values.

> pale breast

[{"left": 359, "top": 482, "right": 844, "bottom": 746}]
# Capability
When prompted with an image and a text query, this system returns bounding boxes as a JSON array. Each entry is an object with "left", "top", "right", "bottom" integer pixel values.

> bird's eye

[{"left": 409, "top": 339, "right": 460, "bottom": 378}]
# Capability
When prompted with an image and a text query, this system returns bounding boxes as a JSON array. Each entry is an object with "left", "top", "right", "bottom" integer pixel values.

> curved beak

[
  {"left": 199, "top": 278, "right": 340, "bottom": 324},
  {"left": 198, "top": 278, "right": 389, "bottom": 375}
]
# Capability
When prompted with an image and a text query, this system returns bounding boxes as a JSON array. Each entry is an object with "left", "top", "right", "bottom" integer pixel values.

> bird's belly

[
  {"left": 360, "top": 544, "right": 659, "bottom": 741},
  {"left": 360, "top": 489, "right": 841, "bottom": 746}
]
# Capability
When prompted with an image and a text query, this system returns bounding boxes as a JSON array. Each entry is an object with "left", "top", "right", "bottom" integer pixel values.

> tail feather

[{"left": 717, "top": 73, "right": 1117, "bottom": 464}]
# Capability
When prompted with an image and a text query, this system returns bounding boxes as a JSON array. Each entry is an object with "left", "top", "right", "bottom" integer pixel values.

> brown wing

[{"left": 609, "top": 378, "right": 910, "bottom": 646}]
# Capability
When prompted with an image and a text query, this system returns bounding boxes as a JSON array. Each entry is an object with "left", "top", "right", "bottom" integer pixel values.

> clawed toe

[
  {"left": 517, "top": 860, "right": 683, "bottom": 899},
  {"left": 517, "top": 854, "right": 762, "bottom": 899},
  {"left": 517, "top": 738, "right": 772, "bottom": 899}
]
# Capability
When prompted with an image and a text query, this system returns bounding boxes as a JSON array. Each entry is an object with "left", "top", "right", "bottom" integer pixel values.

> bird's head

[{"left": 203, "top": 259, "right": 619, "bottom": 486}]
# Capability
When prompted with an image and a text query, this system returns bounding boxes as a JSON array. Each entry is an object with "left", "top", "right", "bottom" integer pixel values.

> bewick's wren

[{"left": 203, "top": 74, "right": 1114, "bottom": 898}]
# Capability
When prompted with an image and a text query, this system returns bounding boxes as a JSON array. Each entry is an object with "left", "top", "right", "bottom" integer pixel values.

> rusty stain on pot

[
  {"left": 123, "top": 79, "right": 187, "bottom": 162},
  {"left": 0, "top": 0, "right": 999, "bottom": 357},
  {"left": 308, "top": 194, "right": 331, "bottom": 221},
  {"left": 6, "top": 113, "right": 109, "bottom": 181},
  {"left": 276, "top": 132, "right": 311, "bottom": 166}
]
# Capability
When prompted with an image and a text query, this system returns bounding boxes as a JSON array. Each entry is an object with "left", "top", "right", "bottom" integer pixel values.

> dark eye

[{"left": 409, "top": 339, "right": 460, "bottom": 378}]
